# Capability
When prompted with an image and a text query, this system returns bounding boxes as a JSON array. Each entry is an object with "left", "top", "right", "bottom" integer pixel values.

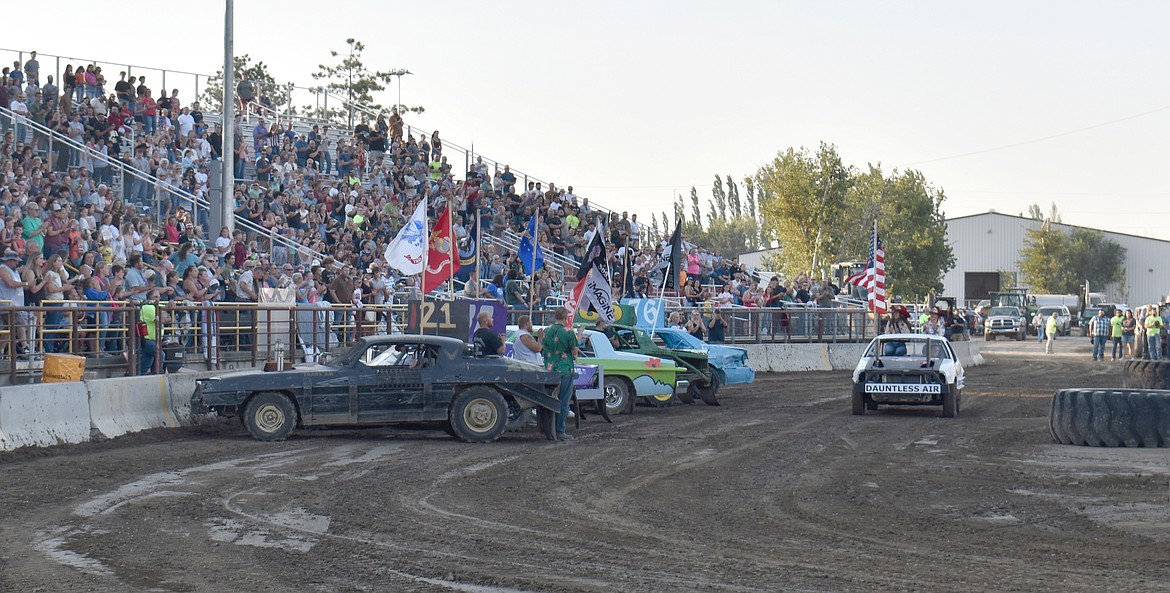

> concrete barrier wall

[
  {"left": 952, "top": 341, "right": 985, "bottom": 367},
  {"left": 87, "top": 376, "right": 178, "bottom": 439},
  {"left": 166, "top": 371, "right": 221, "bottom": 425},
  {"left": 0, "top": 382, "right": 90, "bottom": 451}
]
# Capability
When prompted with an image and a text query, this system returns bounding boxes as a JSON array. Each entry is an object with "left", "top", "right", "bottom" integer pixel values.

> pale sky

[{"left": 7, "top": 0, "right": 1169, "bottom": 238}]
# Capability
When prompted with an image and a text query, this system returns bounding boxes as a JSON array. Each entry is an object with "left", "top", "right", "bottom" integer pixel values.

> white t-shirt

[
  {"left": 512, "top": 329, "right": 542, "bottom": 365},
  {"left": 215, "top": 236, "right": 232, "bottom": 255},
  {"left": 177, "top": 113, "right": 195, "bottom": 137}
]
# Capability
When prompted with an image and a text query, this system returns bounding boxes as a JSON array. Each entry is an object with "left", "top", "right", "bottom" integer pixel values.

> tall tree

[
  {"left": 711, "top": 175, "right": 727, "bottom": 219},
  {"left": 1019, "top": 224, "right": 1125, "bottom": 294},
  {"left": 308, "top": 38, "right": 417, "bottom": 127},
  {"left": 200, "top": 55, "right": 289, "bottom": 112},
  {"left": 726, "top": 175, "right": 741, "bottom": 218},
  {"left": 743, "top": 178, "right": 757, "bottom": 220},
  {"left": 649, "top": 212, "right": 661, "bottom": 245},
  {"left": 756, "top": 143, "right": 853, "bottom": 275},
  {"left": 689, "top": 187, "right": 703, "bottom": 228}
]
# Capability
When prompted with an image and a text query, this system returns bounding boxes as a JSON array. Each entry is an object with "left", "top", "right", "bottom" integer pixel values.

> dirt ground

[{"left": 2, "top": 335, "right": 1168, "bottom": 593}]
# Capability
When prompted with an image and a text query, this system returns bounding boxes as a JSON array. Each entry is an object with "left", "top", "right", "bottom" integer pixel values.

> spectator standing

[
  {"left": 1144, "top": 308, "right": 1164, "bottom": 361},
  {"left": 540, "top": 307, "right": 580, "bottom": 442},
  {"left": 1110, "top": 309, "right": 1124, "bottom": 361},
  {"left": 472, "top": 310, "right": 504, "bottom": 357},
  {"left": 1089, "top": 309, "right": 1110, "bottom": 361},
  {"left": 24, "top": 52, "right": 39, "bottom": 85},
  {"left": 1045, "top": 312, "right": 1058, "bottom": 355},
  {"left": 1121, "top": 309, "right": 1137, "bottom": 358}
]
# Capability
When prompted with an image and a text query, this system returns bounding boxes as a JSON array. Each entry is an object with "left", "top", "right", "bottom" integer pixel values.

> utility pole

[{"left": 220, "top": 0, "right": 236, "bottom": 235}]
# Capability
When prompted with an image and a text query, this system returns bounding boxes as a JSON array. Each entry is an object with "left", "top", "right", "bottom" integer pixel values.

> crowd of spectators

[{"left": 0, "top": 52, "right": 773, "bottom": 364}]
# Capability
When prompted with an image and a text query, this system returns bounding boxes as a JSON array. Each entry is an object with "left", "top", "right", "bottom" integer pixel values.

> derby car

[
  {"left": 652, "top": 327, "right": 755, "bottom": 388},
  {"left": 191, "top": 335, "right": 562, "bottom": 443},
  {"left": 851, "top": 333, "right": 966, "bottom": 418}
]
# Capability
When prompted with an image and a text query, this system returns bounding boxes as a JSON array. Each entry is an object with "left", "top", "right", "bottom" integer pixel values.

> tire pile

[{"left": 1048, "top": 360, "right": 1170, "bottom": 447}]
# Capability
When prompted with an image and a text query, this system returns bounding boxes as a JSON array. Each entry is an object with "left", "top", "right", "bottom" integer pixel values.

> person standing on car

[
  {"left": 1144, "top": 307, "right": 1164, "bottom": 361},
  {"left": 1045, "top": 311, "right": 1059, "bottom": 355},
  {"left": 1110, "top": 309, "right": 1124, "bottom": 361},
  {"left": 541, "top": 307, "right": 581, "bottom": 442},
  {"left": 1089, "top": 308, "right": 1110, "bottom": 361}
]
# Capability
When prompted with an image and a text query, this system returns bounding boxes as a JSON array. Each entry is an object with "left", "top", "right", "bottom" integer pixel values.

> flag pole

[
  {"left": 870, "top": 218, "right": 878, "bottom": 338},
  {"left": 475, "top": 207, "right": 482, "bottom": 296},
  {"left": 419, "top": 199, "right": 428, "bottom": 336},
  {"left": 527, "top": 210, "right": 540, "bottom": 321},
  {"left": 447, "top": 196, "right": 456, "bottom": 298}
]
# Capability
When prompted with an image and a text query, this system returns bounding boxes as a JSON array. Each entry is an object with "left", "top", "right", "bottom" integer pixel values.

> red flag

[{"left": 422, "top": 206, "right": 460, "bottom": 294}]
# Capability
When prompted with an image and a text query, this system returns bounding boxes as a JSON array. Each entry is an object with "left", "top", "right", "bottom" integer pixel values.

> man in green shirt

[
  {"left": 541, "top": 307, "right": 582, "bottom": 442},
  {"left": 1110, "top": 310, "right": 1124, "bottom": 361},
  {"left": 1044, "top": 312, "right": 1059, "bottom": 355},
  {"left": 1144, "top": 308, "right": 1164, "bottom": 361}
]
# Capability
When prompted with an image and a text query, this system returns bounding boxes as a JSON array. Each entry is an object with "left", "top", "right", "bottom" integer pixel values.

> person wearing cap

[
  {"left": 0, "top": 250, "right": 30, "bottom": 356},
  {"left": 923, "top": 308, "right": 946, "bottom": 337},
  {"left": 885, "top": 305, "right": 912, "bottom": 334}
]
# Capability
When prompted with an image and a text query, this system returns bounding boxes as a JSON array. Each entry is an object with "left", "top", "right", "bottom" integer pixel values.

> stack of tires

[
  {"left": 1050, "top": 389, "right": 1169, "bottom": 447},
  {"left": 1049, "top": 360, "right": 1170, "bottom": 447},
  {"left": 1053, "top": 360, "right": 1170, "bottom": 446}
]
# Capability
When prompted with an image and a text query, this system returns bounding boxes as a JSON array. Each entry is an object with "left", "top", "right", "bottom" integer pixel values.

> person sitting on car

[{"left": 473, "top": 310, "right": 505, "bottom": 357}]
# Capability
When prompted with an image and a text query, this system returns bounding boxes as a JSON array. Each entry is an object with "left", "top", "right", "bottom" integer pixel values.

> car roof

[
  {"left": 357, "top": 334, "right": 467, "bottom": 348},
  {"left": 876, "top": 333, "right": 948, "bottom": 341}
]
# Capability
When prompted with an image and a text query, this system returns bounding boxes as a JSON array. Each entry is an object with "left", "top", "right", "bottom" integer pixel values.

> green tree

[
  {"left": 726, "top": 175, "right": 741, "bottom": 218},
  {"left": 307, "top": 38, "right": 420, "bottom": 127},
  {"left": 1019, "top": 223, "right": 1125, "bottom": 294},
  {"left": 689, "top": 187, "right": 703, "bottom": 228},
  {"left": 756, "top": 143, "right": 853, "bottom": 276},
  {"left": 711, "top": 176, "right": 727, "bottom": 222},
  {"left": 200, "top": 54, "right": 289, "bottom": 112},
  {"left": 649, "top": 212, "right": 662, "bottom": 245}
]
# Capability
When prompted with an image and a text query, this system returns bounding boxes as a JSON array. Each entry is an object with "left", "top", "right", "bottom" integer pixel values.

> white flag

[
  {"left": 384, "top": 198, "right": 428, "bottom": 275},
  {"left": 580, "top": 265, "right": 616, "bottom": 324}
]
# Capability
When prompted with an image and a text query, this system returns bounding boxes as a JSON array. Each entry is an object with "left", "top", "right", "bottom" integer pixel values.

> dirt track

[{"left": 2, "top": 336, "right": 1169, "bottom": 593}]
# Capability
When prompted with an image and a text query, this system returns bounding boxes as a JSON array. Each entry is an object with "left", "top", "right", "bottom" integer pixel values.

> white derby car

[{"left": 851, "top": 333, "right": 966, "bottom": 418}]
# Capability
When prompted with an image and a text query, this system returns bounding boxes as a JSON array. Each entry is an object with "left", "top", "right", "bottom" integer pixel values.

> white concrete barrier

[
  {"left": 0, "top": 382, "right": 90, "bottom": 451},
  {"left": 953, "top": 340, "right": 985, "bottom": 367},
  {"left": 742, "top": 344, "right": 771, "bottom": 373},
  {"left": 166, "top": 371, "right": 221, "bottom": 425},
  {"left": 827, "top": 343, "right": 866, "bottom": 370},
  {"left": 87, "top": 376, "right": 178, "bottom": 439},
  {"left": 768, "top": 344, "right": 833, "bottom": 372}
]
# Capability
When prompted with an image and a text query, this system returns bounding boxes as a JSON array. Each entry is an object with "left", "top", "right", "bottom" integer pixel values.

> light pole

[
  {"left": 220, "top": 0, "right": 235, "bottom": 235},
  {"left": 388, "top": 69, "right": 412, "bottom": 112}
]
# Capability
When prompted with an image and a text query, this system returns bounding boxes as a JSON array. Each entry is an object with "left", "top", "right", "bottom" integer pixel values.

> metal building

[{"left": 943, "top": 211, "right": 1170, "bottom": 307}]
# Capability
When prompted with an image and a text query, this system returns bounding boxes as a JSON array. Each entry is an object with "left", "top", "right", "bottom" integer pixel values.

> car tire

[
  {"left": 851, "top": 385, "right": 865, "bottom": 416},
  {"left": 1122, "top": 360, "right": 1170, "bottom": 390},
  {"left": 941, "top": 385, "right": 957, "bottom": 418},
  {"left": 448, "top": 386, "right": 509, "bottom": 443},
  {"left": 603, "top": 377, "right": 634, "bottom": 415},
  {"left": 698, "top": 372, "right": 721, "bottom": 406},
  {"left": 505, "top": 400, "right": 529, "bottom": 432},
  {"left": 645, "top": 391, "right": 675, "bottom": 408},
  {"left": 1049, "top": 388, "right": 1170, "bottom": 447},
  {"left": 243, "top": 391, "right": 297, "bottom": 442}
]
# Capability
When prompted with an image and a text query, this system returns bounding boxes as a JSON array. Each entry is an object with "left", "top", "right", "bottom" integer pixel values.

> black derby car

[{"left": 191, "top": 335, "right": 562, "bottom": 443}]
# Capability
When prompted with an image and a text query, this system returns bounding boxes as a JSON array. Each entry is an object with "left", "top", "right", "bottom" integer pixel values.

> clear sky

[{"left": 6, "top": 0, "right": 1169, "bottom": 238}]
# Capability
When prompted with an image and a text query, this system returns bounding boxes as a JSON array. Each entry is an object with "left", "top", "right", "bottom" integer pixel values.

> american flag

[{"left": 865, "top": 224, "right": 887, "bottom": 315}]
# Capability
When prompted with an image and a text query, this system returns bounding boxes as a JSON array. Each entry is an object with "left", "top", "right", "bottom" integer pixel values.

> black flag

[{"left": 664, "top": 220, "right": 683, "bottom": 289}]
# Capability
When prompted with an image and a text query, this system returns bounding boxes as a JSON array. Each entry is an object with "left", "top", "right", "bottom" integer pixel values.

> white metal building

[{"left": 943, "top": 211, "right": 1170, "bottom": 307}]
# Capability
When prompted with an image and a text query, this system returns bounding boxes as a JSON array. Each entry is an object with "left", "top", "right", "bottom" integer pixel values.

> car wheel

[
  {"left": 243, "top": 391, "right": 297, "bottom": 441},
  {"left": 941, "top": 386, "right": 957, "bottom": 418},
  {"left": 448, "top": 386, "right": 509, "bottom": 443},
  {"left": 645, "top": 390, "right": 674, "bottom": 408},
  {"left": 851, "top": 385, "right": 865, "bottom": 416},
  {"left": 698, "top": 373, "right": 721, "bottom": 406},
  {"left": 603, "top": 377, "right": 634, "bottom": 415}
]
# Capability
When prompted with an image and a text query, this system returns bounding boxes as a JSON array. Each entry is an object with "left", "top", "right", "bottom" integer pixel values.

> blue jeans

[
  {"left": 554, "top": 373, "right": 574, "bottom": 437},
  {"left": 1148, "top": 334, "right": 1162, "bottom": 361},
  {"left": 139, "top": 338, "right": 158, "bottom": 375},
  {"left": 1092, "top": 336, "right": 1108, "bottom": 360}
]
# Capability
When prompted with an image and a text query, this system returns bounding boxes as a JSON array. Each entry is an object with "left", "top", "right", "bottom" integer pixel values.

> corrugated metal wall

[{"left": 943, "top": 212, "right": 1170, "bottom": 307}]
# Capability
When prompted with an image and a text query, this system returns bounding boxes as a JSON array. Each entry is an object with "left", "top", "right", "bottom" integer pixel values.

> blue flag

[{"left": 519, "top": 213, "right": 544, "bottom": 275}]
